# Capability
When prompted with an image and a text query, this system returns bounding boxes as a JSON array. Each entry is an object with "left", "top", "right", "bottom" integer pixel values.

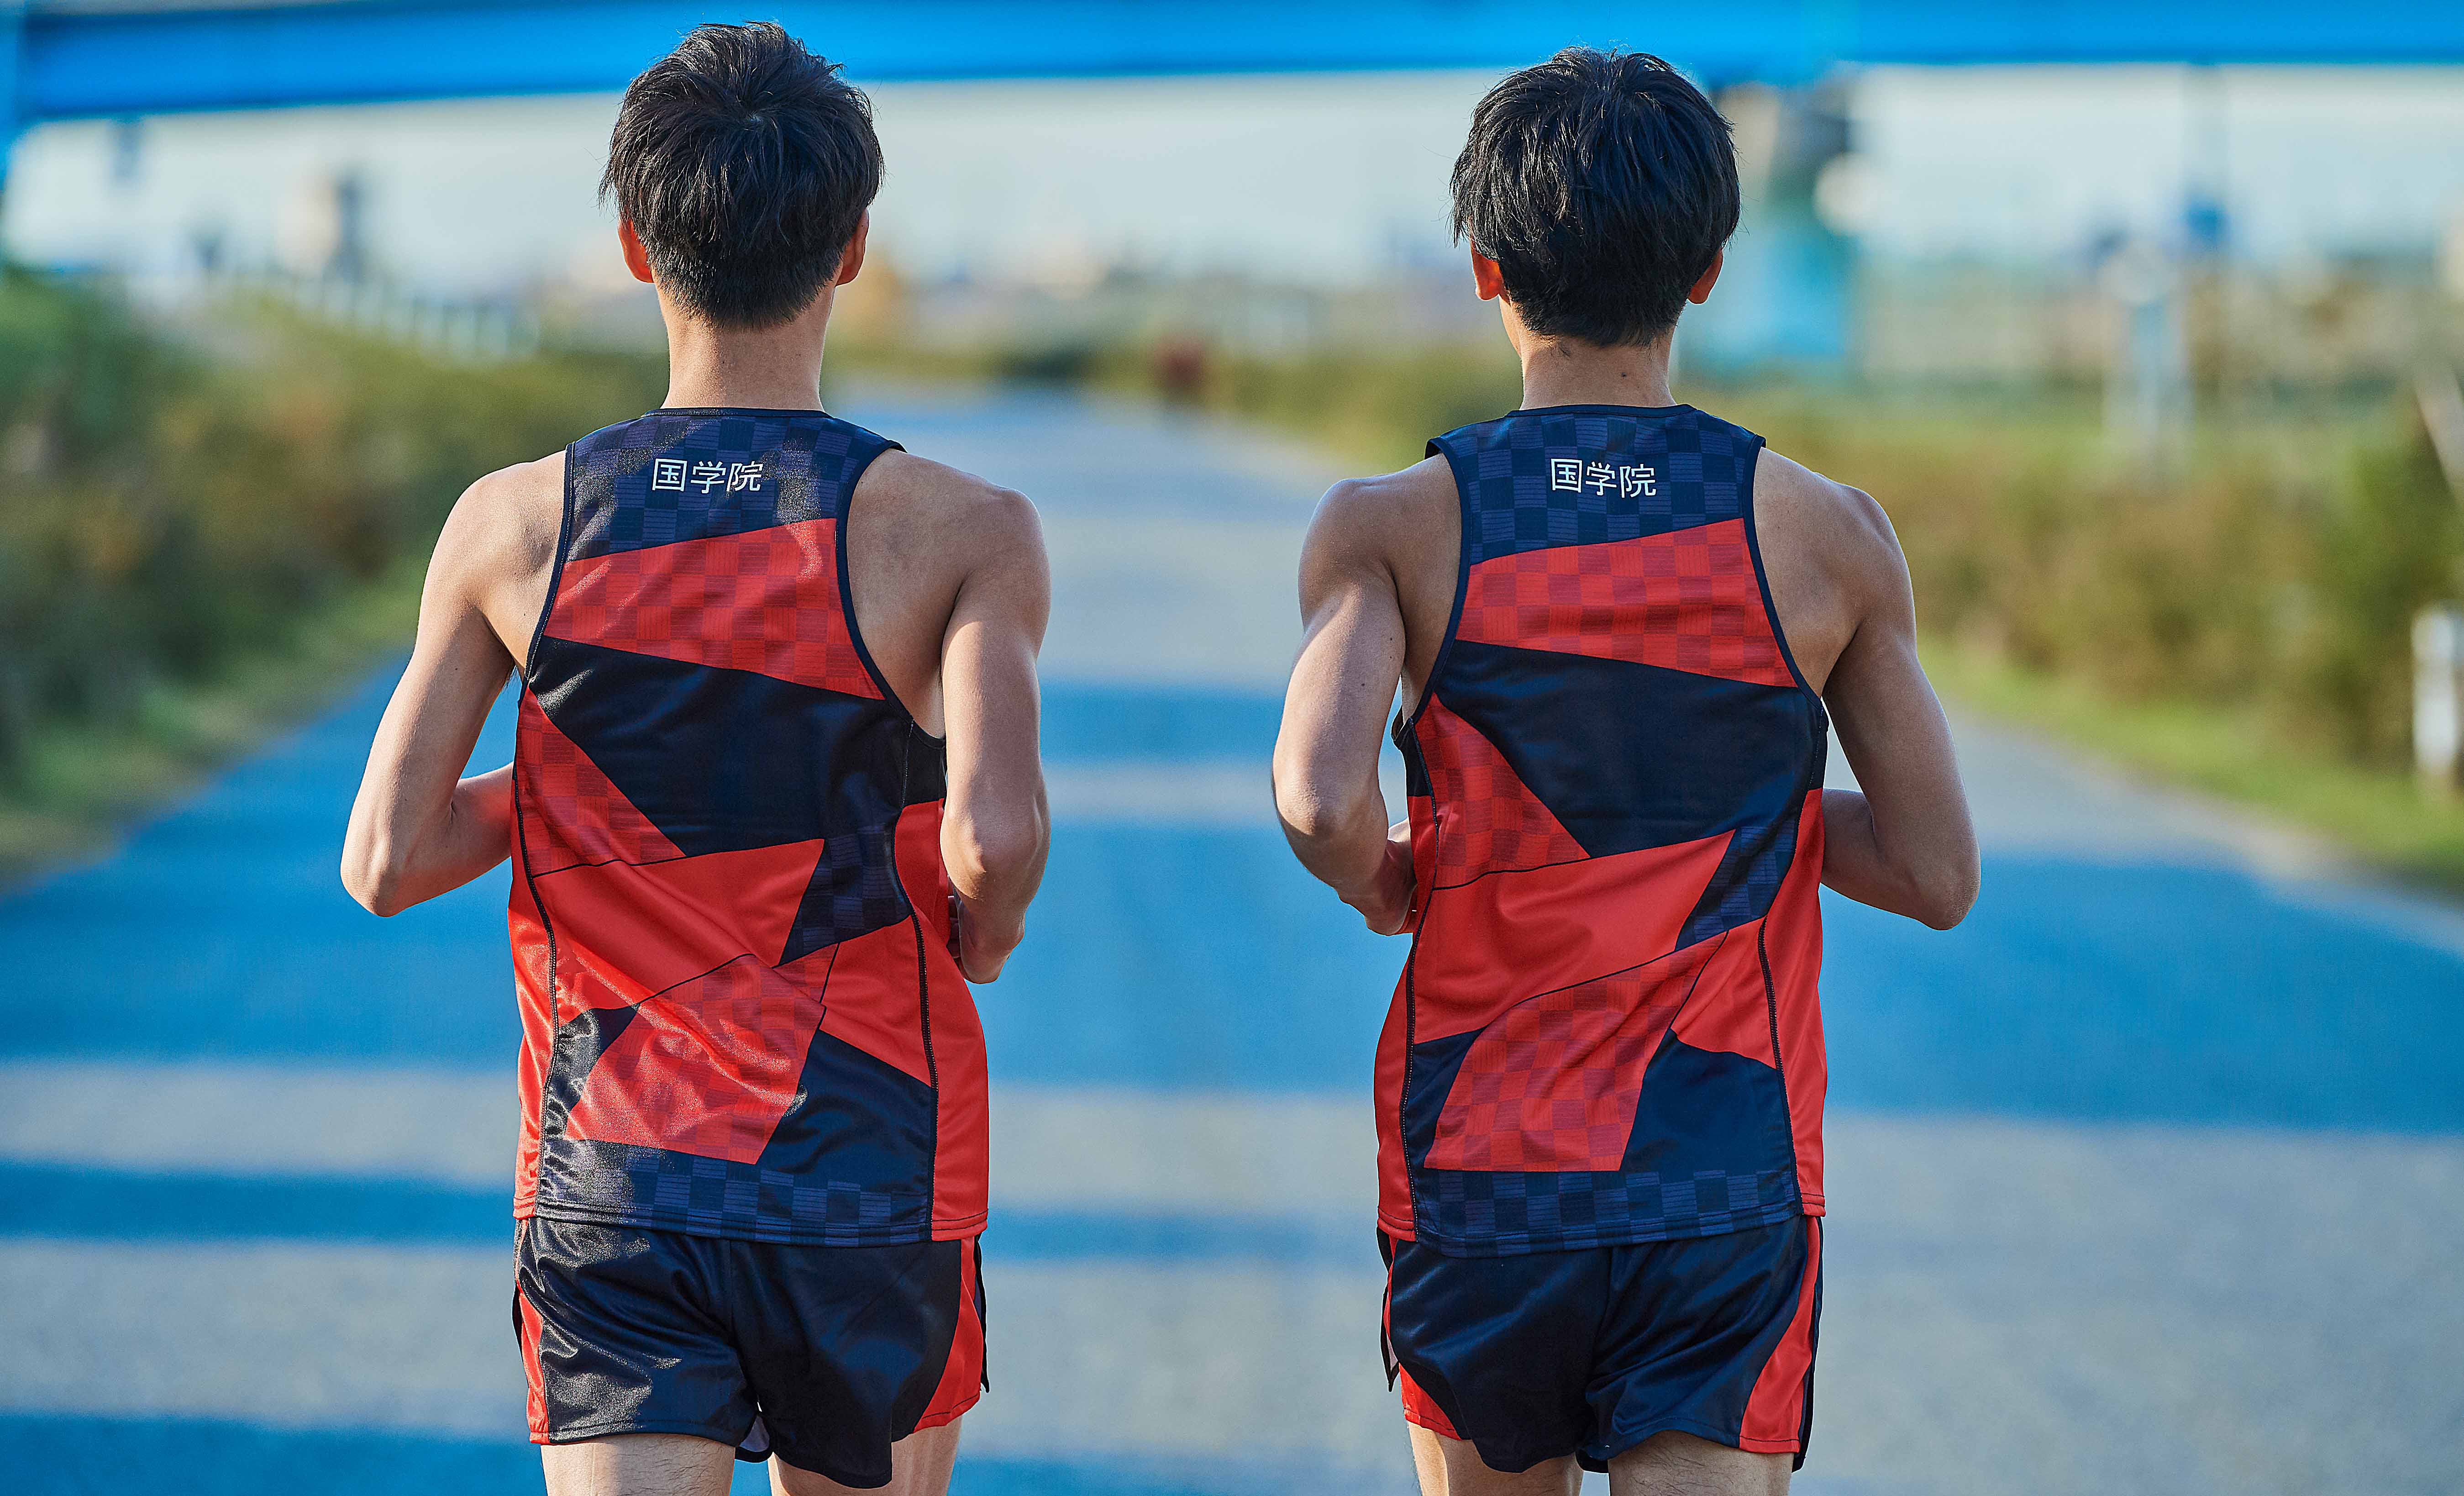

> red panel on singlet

[
  {"left": 1421, "top": 938, "right": 1720, "bottom": 1173},
  {"left": 1414, "top": 696, "right": 1586, "bottom": 887},
  {"left": 1766, "top": 795, "right": 1829, "bottom": 1210},
  {"left": 1668, "top": 921, "right": 1780, "bottom": 1068},
  {"left": 563, "top": 955, "right": 825, "bottom": 1163},
  {"left": 1456, "top": 520, "right": 1794, "bottom": 688},
  {"left": 1407, "top": 830, "right": 1737, "bottom": 1043},
  {"left": 518, "top": 694, "right": 682, "bottom": 876},
  {"left": 537, "top": 838, "right": 825, "bottom": 1013},
  {"left": 547, "top": 517, "right": 883, "bottom": 698}
]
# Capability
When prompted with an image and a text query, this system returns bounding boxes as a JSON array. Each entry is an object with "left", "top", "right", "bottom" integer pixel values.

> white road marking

[
  {"left": 0, "top": 1064, "right": 1376, "bottom": 1217},
  {"left": 5, "top": 1119, "right": 2456, "bottom": 1495}
]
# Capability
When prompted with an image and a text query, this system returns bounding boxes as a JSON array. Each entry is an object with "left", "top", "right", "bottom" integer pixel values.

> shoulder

[
  {"left": 1753, "top": 447, "right": 1902, "bottom": 576},
  {"left": 857, "top": 448, "right": 1044, "bottom": 569},
  {"left": 435, "top": 450, "right": 565, "bottom": 582},
  {"left": 1309, "top": 454, "right": 1456, "bottom": 558}
]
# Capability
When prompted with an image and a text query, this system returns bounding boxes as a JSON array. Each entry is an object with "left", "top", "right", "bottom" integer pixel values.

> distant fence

[{"left": 218, "top": 266, "right": 543, "bottom": 363}]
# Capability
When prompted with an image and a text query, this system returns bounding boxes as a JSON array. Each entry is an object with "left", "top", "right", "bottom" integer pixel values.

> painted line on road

[
  {"left": 0, "top": 1239, "right": 1399, "bottom": 1466},
  {"left": 0, "top": 1064, "right": 1376, "bottom": 1212},
  {"left": 0, "top": 1161, "right": 1376, "bottom": 1264},
  {"left": 0, "top": 1413, "right": 1408, "bottom": 1496}
]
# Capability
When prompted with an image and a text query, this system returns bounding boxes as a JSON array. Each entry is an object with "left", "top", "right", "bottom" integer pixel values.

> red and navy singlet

[
  {"left": 1377, "top": 404, "right": 1830, "bottom": 1257},
  {"left": 507, "top": 409, "right": 986, "bottom": 1247}
]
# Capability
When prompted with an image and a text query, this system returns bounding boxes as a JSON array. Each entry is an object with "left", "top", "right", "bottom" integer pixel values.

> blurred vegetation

[
  {"left": 841, "top": 329, "right": 2464, "bottom": 886},
  {"left": 5, "top": 262, "right": 2459, "bottom": 886},
  {"left": 0, "top": 267, "right": 661, "bottom": 878}
]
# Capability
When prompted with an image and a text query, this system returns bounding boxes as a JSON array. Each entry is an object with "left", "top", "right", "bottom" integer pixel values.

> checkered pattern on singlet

[
  {"left": 1382, "top": 405, "right": 1831, "bottom": 1256},
  {"left": 508, "top": 410, "right": 986, "bottom": 1248}
]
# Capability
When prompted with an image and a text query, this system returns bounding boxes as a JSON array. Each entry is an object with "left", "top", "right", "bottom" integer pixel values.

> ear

[
  {"left": 1471, "top": 248, "right": 1506, "bottom": 302},
  {"left": 835, "top": 211, "right": 870, "bottom": 287},
  {"left": 619, "top": 220, "right": 655, "bottom": 285},
  {"left": 1687, "top": 249, "right": 1724, "bottom": 306}
]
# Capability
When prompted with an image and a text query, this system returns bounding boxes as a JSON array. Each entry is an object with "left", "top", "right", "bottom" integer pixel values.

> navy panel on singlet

[
  {"left": 562, "top": 409, "right": 889, "bottom": 560},
  {"left": 1455, "top": 406, "right": 1755, "bottom": 567},
  {"left": 1436, "top": 640, "right": 1813, "bottom": 859}
]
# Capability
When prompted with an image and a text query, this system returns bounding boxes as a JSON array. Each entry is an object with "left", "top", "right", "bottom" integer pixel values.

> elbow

[
  {"left": 948, "top": 807, "right": 1048, "bottom": 895},
  {"left": 340, "top": 843, "right": 409, "bottom": 918},
  {"left": 1910, "top": 860, "right": 1979, "bottom": 931},
  {"left": 1270, "top": 757, "right": 1370, "bottom": 848},
  {"left": 1274, "top": 790, "right": 1352, "bottom": 846}
]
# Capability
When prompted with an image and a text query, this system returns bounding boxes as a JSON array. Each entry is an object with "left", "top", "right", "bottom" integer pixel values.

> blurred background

[{"left": 2, "top": 4, "right": 2462, "bottom": 1494}]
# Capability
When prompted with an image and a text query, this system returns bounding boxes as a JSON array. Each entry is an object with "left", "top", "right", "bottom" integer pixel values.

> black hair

[
  {"left": 601, "top": 21, "right": 883, "bottom": 328},
  {"left": 1450, "top": 48, "right": 1740, "bottom": 347}
]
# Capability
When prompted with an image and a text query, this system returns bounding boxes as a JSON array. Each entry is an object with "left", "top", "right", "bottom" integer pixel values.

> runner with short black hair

[
  {"left": 1273, "top": 47, "right": 1977, "bottom": 1496},
  {"left": 343, "top": 23, "right": 1050, "bottom": 1496}
]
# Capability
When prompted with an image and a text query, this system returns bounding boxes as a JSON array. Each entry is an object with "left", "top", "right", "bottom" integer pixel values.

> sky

[{"left": 5, "top": 65, "right": 2464, "bottom": 295}]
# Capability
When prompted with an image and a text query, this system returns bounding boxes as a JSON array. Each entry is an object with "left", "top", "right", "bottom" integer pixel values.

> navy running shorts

[
  {"left": 514, "top": 1217, "right": 985, "bottom": 1488},
  {"left": 1382, "top": 1217, "right": 1820, "bottom": 1475}
]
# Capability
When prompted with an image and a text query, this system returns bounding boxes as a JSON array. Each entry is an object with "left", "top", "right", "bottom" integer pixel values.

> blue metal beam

[{"left": 15, "top": 1, "right": 2464, "bottom": 125}]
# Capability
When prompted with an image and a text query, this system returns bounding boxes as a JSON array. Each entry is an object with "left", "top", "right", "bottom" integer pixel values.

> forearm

[
  {"left": 344, "top": 765, "right": 514, "bottom": 916},
  {"left": 1818, "top": 787, "right": 1971, "bottom": 929}
]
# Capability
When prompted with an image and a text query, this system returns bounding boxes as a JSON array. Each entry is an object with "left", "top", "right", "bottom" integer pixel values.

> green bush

[
  {"left": 0, "top": 269, "right": 662, "bottom": 780},
  {"left": 1023, "top": 336, "right": 2458, "bottom": 778}
]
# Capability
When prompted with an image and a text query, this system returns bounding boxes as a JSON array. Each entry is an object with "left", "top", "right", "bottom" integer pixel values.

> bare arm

[
  {"left": 940, "top": 490, "right": 1052, "bottom": 983},
  {"left": 1819, "top": 494, "right": 1979, "bottom": 929},
  {"left": 1273, "top": 481, "right": 1414, "bottom": 935},
  {"left": 340, "top": 478, "right": 523, "bottom": 916}
]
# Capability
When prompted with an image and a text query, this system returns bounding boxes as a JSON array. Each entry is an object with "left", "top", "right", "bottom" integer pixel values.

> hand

[
  {"left": 1347, "top": 820, "right": 1417, "bottom": 936},
  {"left": 951, "top": 895, "right": 1024, "bottom": 984}
]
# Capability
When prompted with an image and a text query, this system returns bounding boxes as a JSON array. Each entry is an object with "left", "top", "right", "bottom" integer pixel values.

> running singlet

[
  {"left": 1378, "top": 405, "right": 1830, "bottom": 1257},
  {"left": 507, "top": 409, "right": 986, "bottom": 1248}
]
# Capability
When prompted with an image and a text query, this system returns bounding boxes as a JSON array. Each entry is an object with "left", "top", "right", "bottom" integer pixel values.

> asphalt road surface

[{"left": 3, "top": 386, "right": 2459, "bottom": 1495}]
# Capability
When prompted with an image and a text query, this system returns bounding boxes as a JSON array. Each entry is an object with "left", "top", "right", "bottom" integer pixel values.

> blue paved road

[{"left": 2, "top": 388, "right": 2458, "bottom": 1496}]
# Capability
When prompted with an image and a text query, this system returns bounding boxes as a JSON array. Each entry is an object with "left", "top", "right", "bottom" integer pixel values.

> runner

[
  {"left": 341, "top": 24, "right": 1050, "bottom": 1496},
  {"left": 1272, "top": 49, "right": 1977, "bottom": 1495}
]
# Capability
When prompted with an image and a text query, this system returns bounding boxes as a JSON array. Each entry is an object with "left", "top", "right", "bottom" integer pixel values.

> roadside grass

[
  {"left": 6, "top": 306, "right": 2456, "bottom": 906},
  {"left": 0, "top": 561, "right": 420, "bottom": 887},
  {"left": 0, "top": 271, "right": 661, "bottom": 889},
  {"left": 1924, "top": 637, "right": 2464, "bottom": 893},
  {"left": 837, "top": 337, "right": 2464, "bottom": 901}
]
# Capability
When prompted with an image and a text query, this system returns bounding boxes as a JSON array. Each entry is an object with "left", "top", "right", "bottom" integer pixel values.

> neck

[
  {"left": 657, "top": 292, "right": 834, "bottom": 411},
  {"left": 1513, "top": 331, "right": 1677, "bottom": 411}
]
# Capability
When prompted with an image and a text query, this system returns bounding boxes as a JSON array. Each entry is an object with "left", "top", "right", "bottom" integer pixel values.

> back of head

[
  {"left": 1451, "top": 48, "right": 1740, "bottom": 348},
  {"left": 602, "top": 21, "right": 882, "bottom": 329}
]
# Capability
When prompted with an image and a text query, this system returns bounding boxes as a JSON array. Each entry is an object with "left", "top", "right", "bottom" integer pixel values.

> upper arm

[
  {"left": 1274, "top": 479, "right": 1408, "bottom": 813},
  {"left": 351, "top": 475, "right": 526, "bottom": 840},
  {"left": 1820, "top": 488, "right": 1974, "bottom": 864},
  {"left": 939, "top": 485, "right": 1051, "bottom": 838}
]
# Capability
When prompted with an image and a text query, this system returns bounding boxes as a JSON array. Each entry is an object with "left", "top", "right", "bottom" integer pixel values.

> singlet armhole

[
  {"left": 520, "top": 446, "right": 580, "bottom": 686},
  {"left": 834, "top": 432, "right": 931, "bottom": 731},
  {"left": 1734, "top": 437, "right": 1823, "bottom": 703},
  {"left": 1393, "top": 435, "right": 1476, "bottom": 739}
]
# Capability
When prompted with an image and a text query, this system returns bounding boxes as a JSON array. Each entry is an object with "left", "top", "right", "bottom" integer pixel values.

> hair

[
  {"left": 1450, "top": 48, "right": 1740, "bottom": 347},
  {"left": 600, "top": 22, "right": 883, "bottom": 329}
]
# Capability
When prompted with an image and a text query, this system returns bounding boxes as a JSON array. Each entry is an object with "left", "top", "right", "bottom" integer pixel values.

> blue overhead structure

[{"left": 9, "top": 0, "right": 2464, "bottom": 129}]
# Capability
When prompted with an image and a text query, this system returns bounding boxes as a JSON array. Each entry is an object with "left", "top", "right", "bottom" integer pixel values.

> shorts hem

[
  {"left": 1405, "top": 1198, "right": 1808, "bottom": 1257},
  {"left": 914, "top": 1389, "right": 982, "bottom": 1431},
  {"left": 524, "top": 1200, "right": 941, "bottom": 1249},
  {"left": 530, "top": 1417, "right": 750, "bottom": 1449},
  {"left": 1588, "top": 1417, "right": 1803, "bottom": 1467}
]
